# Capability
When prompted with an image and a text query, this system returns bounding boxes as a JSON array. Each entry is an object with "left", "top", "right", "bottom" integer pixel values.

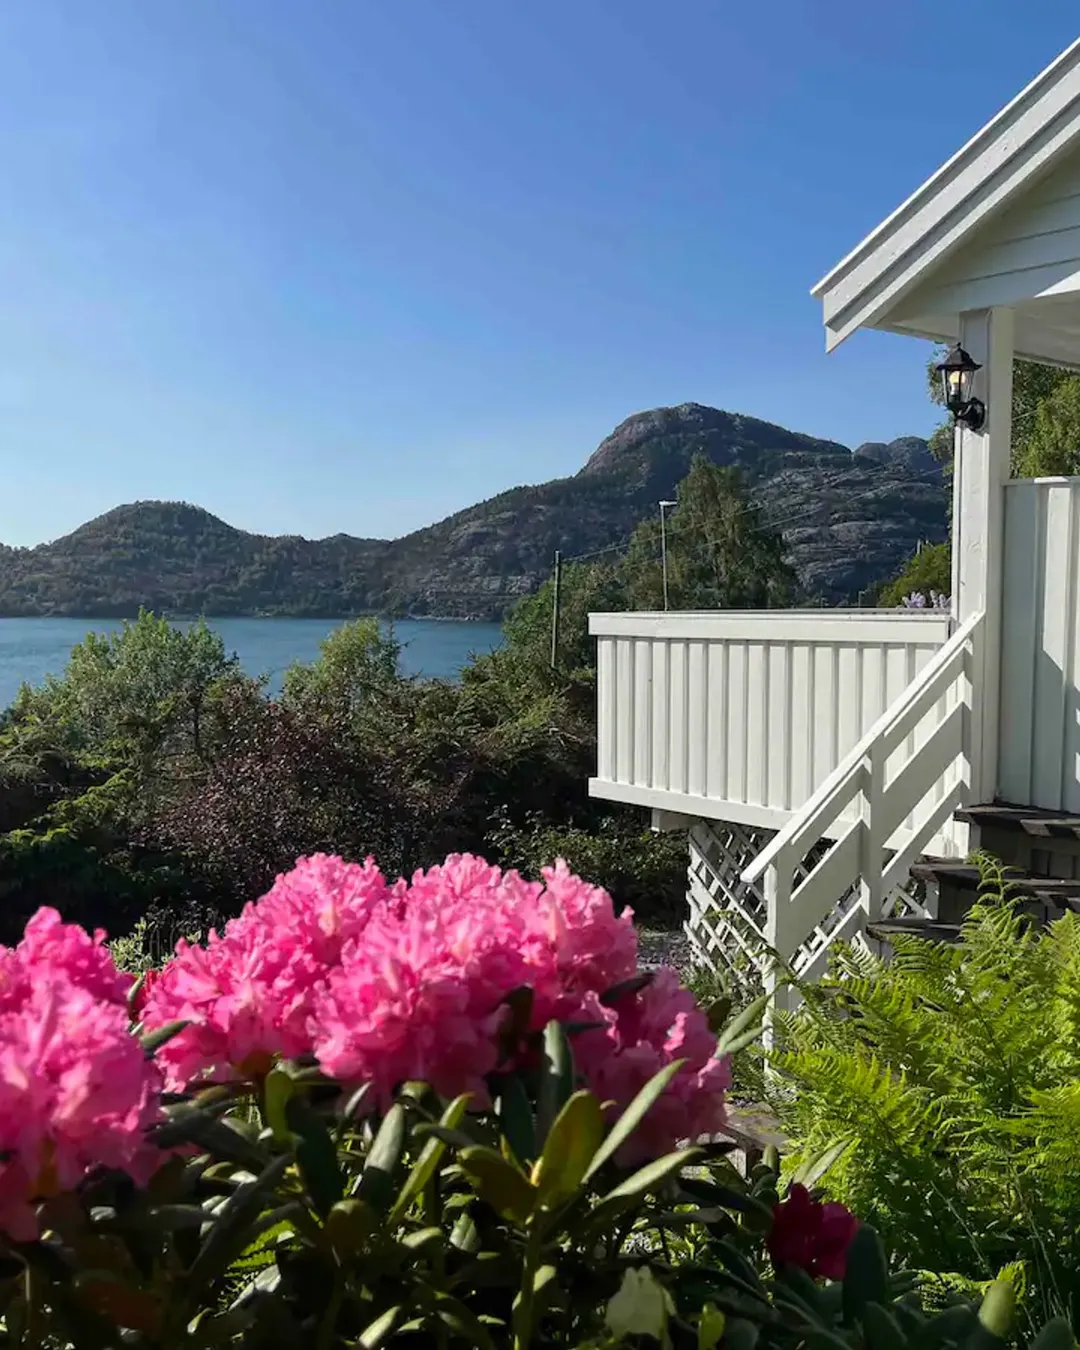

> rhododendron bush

[
  {"left": 139, "top": 852, "right": 730, "bottom": 1158},
  {"left": 0, "top": 857, "right": 1052, "bottom": 1349}
]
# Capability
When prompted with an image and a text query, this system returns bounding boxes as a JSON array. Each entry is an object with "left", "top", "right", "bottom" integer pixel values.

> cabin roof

[{"left": 814, "top": 39, "right": 1080, "bottom": 356}]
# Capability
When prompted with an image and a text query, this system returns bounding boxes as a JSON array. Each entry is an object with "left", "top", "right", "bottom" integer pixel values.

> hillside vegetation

[{"left": 0, "top": 404, "right": 946, "bottom": 618}]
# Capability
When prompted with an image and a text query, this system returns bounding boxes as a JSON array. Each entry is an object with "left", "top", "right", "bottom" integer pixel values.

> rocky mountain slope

[{"left": 0, "top": 404, "right": 947, "bottom": 618}]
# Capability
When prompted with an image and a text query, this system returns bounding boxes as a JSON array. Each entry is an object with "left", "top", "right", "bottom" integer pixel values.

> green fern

[{"left": 771, "top": 888, "right": 1080, "bottom": 1333}]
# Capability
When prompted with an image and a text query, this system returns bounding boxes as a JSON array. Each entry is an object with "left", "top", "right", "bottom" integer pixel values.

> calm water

[{"left": 0, "top": 616, "right": 504, "bottom": 711}]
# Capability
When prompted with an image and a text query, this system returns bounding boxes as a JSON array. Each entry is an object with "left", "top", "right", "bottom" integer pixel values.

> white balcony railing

[
  {"left": 589, "top": 610, "right": 953, "bottom": 832},
  {"left": 743, "top": 611, "right": 980, "bottom": 991}
]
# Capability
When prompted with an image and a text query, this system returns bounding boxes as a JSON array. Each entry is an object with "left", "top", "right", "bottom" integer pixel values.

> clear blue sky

[{"left": 2, "top": 2, "right": 1078, "bottom": 547}]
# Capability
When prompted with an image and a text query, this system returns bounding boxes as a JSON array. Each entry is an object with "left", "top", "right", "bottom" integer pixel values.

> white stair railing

[{"left": 742, "top": 611, "right": 983, "bottom": 997}]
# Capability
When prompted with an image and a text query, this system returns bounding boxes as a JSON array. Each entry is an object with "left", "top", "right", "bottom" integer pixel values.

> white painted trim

[
  {"left": 813, "top": 39, "right": 1080, "bottom": 349},
  {"left": 650, "top": 809, "right": 697, "bottom": 833},
  {"left": 1005, "top": 474, "right": 1080, "bottom": 485},
  {"left": 588, "top": 779, "right": 796, "bottom": 833},
  {"left": 955, "top": 308, "right": 1013, "bottom": 802},
  {"left": 813, "top": 38, "right": 1080, "bottom": 295},
  {"left": 896, "top": 261, "right": 1080, "bottom": 320},
  {"left": 743, "top": 610, "right": 981, "bottom": 886},
  {"left": 588, "top": 611, "right": 952, "bottom": 643}
]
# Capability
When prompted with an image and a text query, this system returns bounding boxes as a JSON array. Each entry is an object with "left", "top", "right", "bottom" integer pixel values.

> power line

[
  {"left": 764, "top": 461, "right": 948, "bottom": 534},
  {"left": 557, "top": 460, "right": 948, "bottom": 569}
]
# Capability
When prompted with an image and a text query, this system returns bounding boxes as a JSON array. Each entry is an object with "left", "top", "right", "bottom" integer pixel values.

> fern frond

[{"left": 770, "top": 888, "right": 1080, "bottom": 1299}]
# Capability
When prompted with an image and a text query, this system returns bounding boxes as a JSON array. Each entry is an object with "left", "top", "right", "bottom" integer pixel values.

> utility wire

[{"left": 558, "top": 460, "right": 948, "bottom": 568}]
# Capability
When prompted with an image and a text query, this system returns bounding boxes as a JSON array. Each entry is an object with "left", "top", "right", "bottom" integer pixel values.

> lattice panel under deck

[
  {"left": 684, "top": 820, "right": 935, "bottom": 987},
  {"left": 685, "top": 821, "right": 771, "bottom": 980}
]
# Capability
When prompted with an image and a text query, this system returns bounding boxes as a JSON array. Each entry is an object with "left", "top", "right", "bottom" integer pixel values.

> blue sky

[{"left": 2, "top": 2, "right": 1078, "bottom": 547}]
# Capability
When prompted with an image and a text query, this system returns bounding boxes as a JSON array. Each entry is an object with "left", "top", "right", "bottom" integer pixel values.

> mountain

[{"left": 0, "top": 405, "right": 947, "bottom": 619}]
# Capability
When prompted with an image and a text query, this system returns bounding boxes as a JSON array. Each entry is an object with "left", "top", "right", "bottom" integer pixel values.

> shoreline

[{"left": 0, "top": 612, "right": 504, "bottom": 625}]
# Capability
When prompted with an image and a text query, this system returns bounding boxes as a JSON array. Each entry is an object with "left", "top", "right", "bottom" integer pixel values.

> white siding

[
  {"left": 898, "top": 146, "right": 1080, "bottom": 317},
  {"left": 1000, "top": 479, "right": 1080, "bottom": 810},
  {"left": 589, "top": 611, "right": 951, "bottom": 829}
]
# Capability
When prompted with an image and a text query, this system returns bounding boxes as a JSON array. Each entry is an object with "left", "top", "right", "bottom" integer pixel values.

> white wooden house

[{"left": 588, "top": 37, "right": 1080, "bottom": 996}]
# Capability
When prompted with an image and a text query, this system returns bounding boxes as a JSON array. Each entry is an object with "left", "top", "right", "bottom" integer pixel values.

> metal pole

[
  {"left": 549, "top": 549, "right": 562, "bottom": 670},
  {"left": 660, "top": 503, "right": 671, "bottom": 611}
]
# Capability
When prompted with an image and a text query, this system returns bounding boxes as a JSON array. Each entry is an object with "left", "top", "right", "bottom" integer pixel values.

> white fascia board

[{"left": 814, "top": 40, "right": 1080, "bottom": 350}]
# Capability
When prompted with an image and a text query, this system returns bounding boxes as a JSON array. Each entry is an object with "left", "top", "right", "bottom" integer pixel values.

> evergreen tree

[{"left": 622, "top": 455, "right": 795, "bottom": 610}]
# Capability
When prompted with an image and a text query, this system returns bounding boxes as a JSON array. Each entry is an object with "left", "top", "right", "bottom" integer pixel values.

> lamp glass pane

[{"left": 944, "top": 367, "right": 965, "bottom": 410}]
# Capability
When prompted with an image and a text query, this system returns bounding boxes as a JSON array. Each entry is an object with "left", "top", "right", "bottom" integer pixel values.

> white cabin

[{"left": 588, "top": 38, "right": 1080, "bottom": 995}]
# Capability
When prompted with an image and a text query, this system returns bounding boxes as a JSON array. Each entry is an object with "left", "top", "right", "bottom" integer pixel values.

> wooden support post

[
  {"left": 762, "top": 859, "right": 794, "bottom": 1046},
  {"left": 953, "top": 307, "right": 1013, "bottom": 809},
  {"left": 858, "top": 746, "right": 885, "bottom": 925}
]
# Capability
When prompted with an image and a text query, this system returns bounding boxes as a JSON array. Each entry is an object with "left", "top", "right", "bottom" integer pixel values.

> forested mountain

[{"left": 0, "top": 404, "right": 946, "bottom": 618}]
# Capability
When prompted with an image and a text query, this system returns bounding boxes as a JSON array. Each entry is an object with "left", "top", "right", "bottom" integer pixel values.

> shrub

[
  {"left": 0, "top": 874, "right": 1061, "bottom": 1350},
  {"left": 487, "top": 810, "right": 689, "bottom": 928},
  {"left": 0, "top": 772, "right": 208, "bottom": 944},
  {"left": 771, "top": 890, "right": 1080, "bottom": 1335},
  {"left": 877, "top": 543, "right": 951, "bottom": 607}
]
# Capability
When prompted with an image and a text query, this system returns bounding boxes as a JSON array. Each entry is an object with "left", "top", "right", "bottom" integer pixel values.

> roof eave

[
  {"left": 811, "top": 37, "right": 1080, "bottom": 300},
  {"left": 811, "top": 38, "right": 1080, "bottom": 348}
]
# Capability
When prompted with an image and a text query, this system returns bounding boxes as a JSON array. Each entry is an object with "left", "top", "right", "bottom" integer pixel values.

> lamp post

[{"left": 659, "top": 500, "right": 677, "bottom": 611}]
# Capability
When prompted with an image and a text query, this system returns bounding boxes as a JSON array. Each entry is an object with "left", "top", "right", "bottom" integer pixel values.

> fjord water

[{"left": 0, "top": 616, "right": 504, "bottom": 712}]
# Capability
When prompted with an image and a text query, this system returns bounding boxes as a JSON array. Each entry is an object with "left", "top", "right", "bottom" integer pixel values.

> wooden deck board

[{"left": 956, "top": 803, "right": 1080, "bottom": 839}]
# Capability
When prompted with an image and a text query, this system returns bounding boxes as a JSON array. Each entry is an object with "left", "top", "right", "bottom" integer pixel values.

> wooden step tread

[
  {"left": 956, "top": 803, "right": 1080, "bottom": 839},
  {"left": 910, "top": 861, "right": 1080, "bottom": 900},
  {"left": 867, "top": 918, "right": 963, "bottom": 943}
]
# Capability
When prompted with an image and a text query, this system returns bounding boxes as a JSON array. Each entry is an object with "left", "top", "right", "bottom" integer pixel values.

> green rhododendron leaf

[
  {"left": 975, "top": 1278, "right": 1017, "bottom": 1345},
  {"left": 698, "top": 1303, "right": 726, "bottom": 1350},
  {"left": 263, "top": 1065, "right": 297, "bottom": 1145},
  {"left": 387, "top": 1093, "right": 470, "bottom": 1229},
  {"left": 325, "top": 1198, "right": 377, "bottom": 1258},
  {"left": 714, "top": 995, "right": 768, "bottom": 1057},
  {"left": 139, "top": 1019, "right": 189, "bottom": 1057},
  {"left": 533, "top": 1089, "right": 603, "bottom": 1208},
  {"left": 355, "top": 1103, "right": 406, "bottom": 1214},
  {"left": 286, "top": 1097, "right": 343, "bottom": 1217},
  {"left": 606, "top": 1267, "right": 673, "bottom": 1347},
  {"left": 458, "top": 1145, "right": 536, "bottom": 1224},
  {"left": 1029, "top": 1318, "right": 1076, "bottom": 1350},
  {"left": 584, "top": 1058, "right": 685, "bottom": 1182},
  {"left": 537, "top": 1020, "right": 575, "bottom": 1145},
  {"left": 358, "top": 1306, "right": 403, "bottom": 1349}
]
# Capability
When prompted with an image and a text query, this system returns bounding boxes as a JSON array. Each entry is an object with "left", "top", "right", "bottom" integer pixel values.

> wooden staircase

[
  {"left": 742, "top": 613, "right": 981, "bottom": 997},
  {"left": 868, "top": 803, "right": 1080, "bottom": 947}
]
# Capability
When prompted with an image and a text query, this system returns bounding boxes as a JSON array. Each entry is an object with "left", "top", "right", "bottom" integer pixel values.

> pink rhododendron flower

[
  {"left": 314, "top": 903, "right": 505, "bottom": 1104},
  {"left": 255, "top": 853, "right": 388, "bottom": 967},
  {"left": 313, "top": 855, "right": 640, "bottom": 1105},
  {"left": 145, "top": 851, "right": 729, "bottom": 1159},
  {"left": 0, "top": 908, "right": 132, "bottom": 1015},
  {"left": 0, "top": 929, "right": 163, "bottom": 1240},
  {"left": 576, "top": 967, "right": 731, "bottom": 1164},
  {"left": 142, "top": 854, "right": 388, "bottom": 1088}
]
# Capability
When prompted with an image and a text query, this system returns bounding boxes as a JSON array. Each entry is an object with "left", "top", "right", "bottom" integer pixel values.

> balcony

[{"left": 589, "top": 609, "right": 954, "bottom": 834}]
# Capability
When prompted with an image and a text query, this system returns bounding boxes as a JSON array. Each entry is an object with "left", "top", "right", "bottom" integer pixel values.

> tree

[
  {"left": 926, "top": 347, "right": 1080, "bottom": 475},
  {"left": 877, "top": 541, "right": 951, "bottom": 607},
  {"left": 281, "top": 618, "right": 401, "bottom": 716},
  {"left": 623, "top": 455, "right": 796, "bottom": 610},
  {"left": 17, "top": 611, "right": 241, "bottom": 768},
  {"left": 1015, "top": 376, "right": 1080, "bottom": 477},
  {"left": 493, "top": 561, "right": 625, "bottom": 686}
]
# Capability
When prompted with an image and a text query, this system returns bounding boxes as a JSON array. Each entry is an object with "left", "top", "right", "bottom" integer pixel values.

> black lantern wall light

[{"left": 935, "top": 343, "right": 985, "bottom": 431}]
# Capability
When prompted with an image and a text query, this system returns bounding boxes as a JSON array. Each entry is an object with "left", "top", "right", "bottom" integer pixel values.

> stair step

[
  {"left": 867, "top": 918, "right": 963, "bottom": 944},
  {"left": 910, "top": 861, "right": 1080, "bottom": 904},
  {"left": 956, "top": 803, "right": 1080, "bottom": 839}
]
